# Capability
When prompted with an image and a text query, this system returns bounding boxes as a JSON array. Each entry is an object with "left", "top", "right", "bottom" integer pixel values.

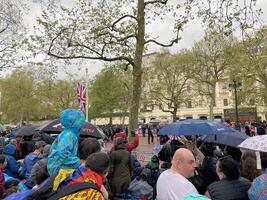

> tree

[
  {"left": 89, "top": 65, "right": 130, "bottom": 124},
  {"left": 147, "top": 51, "right": 191, "bottom": 122},
  {"left": 37, "top": 79, "right": 78, "bottom": 119},
  {"left": 31, "top": 0, "right": 260, "bottom": 130},
  {"left": 240, "top": 27, "right": 267, "bottom": 119},
  {"left": 0, "top": 70, "right": 38, "bottom": 124},
  {"left": 0, "top": 0, "right": 25, "bottom": 69},
  {"left": 191, "top": 30, "right": 236, "bottom": 120}
]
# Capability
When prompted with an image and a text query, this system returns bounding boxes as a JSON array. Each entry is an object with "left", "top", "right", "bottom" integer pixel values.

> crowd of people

[{"left": 0, "top": 109, "right": 266, "bottom": 199}]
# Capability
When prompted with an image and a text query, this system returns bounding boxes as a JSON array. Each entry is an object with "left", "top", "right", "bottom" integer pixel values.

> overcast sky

[{"left": 22, "top": 0, "right": 267, "bottom": 79}]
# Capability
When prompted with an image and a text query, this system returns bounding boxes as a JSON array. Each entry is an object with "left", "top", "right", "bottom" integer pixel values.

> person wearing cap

[
  {"left": 59, "top": 152, "right": 110, "bottom": 200},
  {"left": 29, "top": 144, "right": 51, "bottom": 186},
  {"left": 20, "top": 140, "right": 46, "bottom": 188},
  {"left": 47, "top": 109, "right": 85, "bottom": 177},
  {"left": 128, "top": 168, "right": 153, "bottom": 200}
]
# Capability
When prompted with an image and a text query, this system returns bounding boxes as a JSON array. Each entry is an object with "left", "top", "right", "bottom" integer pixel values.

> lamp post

[{"left": 229, "top": 80, "right": 242, "bottom": 130}]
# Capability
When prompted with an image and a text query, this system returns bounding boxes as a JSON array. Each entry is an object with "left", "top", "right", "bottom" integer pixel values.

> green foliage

[
  {"left": 0, "top": 68, "right": 79, "bottom": 123},
  {"left": 236, "top": 27, "right": 267, "bottom": 108},
  {"left": 28, "top": 0, "right": 261, "bottom": 129},
  {"left": 0, "top": 70, "right": 38, "bottom": 123},
  {"left": 146, "top": 51, "right": 192, "bottom": 121},
  {"left": 0, "top": 0, "right": 26, "bottom": 69},
  {"left": 89, "top": 64, "right": 130, "bottom": 119}
]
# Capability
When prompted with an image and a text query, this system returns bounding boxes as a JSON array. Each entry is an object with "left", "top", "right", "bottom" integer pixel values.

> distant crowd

[{"left": 0, "top": 112, "right": 266, "bottom": 199}]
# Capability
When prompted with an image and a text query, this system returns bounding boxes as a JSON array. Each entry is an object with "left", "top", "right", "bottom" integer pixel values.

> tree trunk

[
  {"left": 109, "top": 116, "right": 112, "bottom": 125},
  {"left": 172, "top": 107, "right": 177, "bottom": 122},
  {"left": 20, "top": 113, "right": 24, "bottom": 126},
  {"left": 122, "top": 111, "right": 126, "bottom": 125},
  {"left": 128, "top": 0, "right": 145, "bottom": 133},
  {"left": 209, "top": 85, "right": 216, "bottom": 121},
  {"left": 264, "top": 87, "right": 267, "bottom": 120}
]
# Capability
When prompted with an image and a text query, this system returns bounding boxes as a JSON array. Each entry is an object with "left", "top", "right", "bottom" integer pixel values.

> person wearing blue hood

[
  {"left": 47, "top": 109, "right": 85, "bottom": 177},
  {"left": 20, "top": 140, "right": 46, "bottom": 188},
  {"left": 3, "top": 144, "right": 19, "bottom": 178}
]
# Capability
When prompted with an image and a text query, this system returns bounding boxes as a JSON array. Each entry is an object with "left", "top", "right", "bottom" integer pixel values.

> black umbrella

[
  {"left": 16, "top": 125, "right": 39, "bottom": 137},
  {"left": 37, "top": 119, "right": 107, "bottom": 140}
]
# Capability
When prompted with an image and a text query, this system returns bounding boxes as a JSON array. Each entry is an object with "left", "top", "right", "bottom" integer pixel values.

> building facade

[{"left": 93, "top": 53, "right": 266, "bottom": 125}]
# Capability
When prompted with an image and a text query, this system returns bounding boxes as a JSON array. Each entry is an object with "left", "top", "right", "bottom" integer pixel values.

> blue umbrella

[
  {"left": 158, "top": 119, "right": 236, "bottom": 136},
  {"left": 201, "top": 130, "right": 248, "bottom": 147}
]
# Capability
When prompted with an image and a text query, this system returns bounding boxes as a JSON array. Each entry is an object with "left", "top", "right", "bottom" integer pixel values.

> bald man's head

[{"left": 171, "top": 148, "right": 196, "bottom": 178}]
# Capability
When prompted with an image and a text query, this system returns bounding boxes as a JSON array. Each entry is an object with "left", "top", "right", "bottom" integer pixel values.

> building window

[
  {"left": 222, "top": 83, "right": 228, "bottom": 90},
  {"left": 187, "top": 101, "right": 192, "bottom": 108},
  {"left": 249, "top": 99, "right": 255, "bottom": 105},
  {"left": 187, "top": 85, "right": 192, "bottom": 93},
  {"left": 223, "top": 99, "right": 228, "bottom": 106}
]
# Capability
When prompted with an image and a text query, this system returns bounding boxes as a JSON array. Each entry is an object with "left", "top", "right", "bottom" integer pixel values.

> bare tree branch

[
  {"left": 48, "top": 29, "right": 136, "bottom": 67},
  {"left": 0, "top": 23, "right": 9, "bottom": 34},
  {"left": 144, "top": 38, "right": 179, "bottom": 47},
  {"left": 144, "top": 0, "right": 168, "bottom": 6},
  {"left": 111, "top": 15, "right": 138, "bottom": 30}
]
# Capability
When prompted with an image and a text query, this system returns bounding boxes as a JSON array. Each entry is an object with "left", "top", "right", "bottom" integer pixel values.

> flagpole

[{"left": 85, "top": 68, "right": 89, "bottom": 122}]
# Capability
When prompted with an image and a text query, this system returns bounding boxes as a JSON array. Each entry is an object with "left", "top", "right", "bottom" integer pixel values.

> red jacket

[{"left": 110, "top": 132, "right": 139, "bottom": 154}]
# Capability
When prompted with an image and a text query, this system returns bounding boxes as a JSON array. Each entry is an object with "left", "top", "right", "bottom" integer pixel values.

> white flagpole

[{"left": 85, "top": 68, "right": 89, "bottom": 122}]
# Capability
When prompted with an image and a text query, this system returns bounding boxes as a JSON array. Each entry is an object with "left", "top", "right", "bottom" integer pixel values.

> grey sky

[{"left": 22, "top": 0, "right": 267, "bottom": 79}]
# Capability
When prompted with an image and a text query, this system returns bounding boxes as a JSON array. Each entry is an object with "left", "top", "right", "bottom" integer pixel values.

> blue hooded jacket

[
  {"left": 21, "top": 152, "right": 43, "bottom": 180},
  {"left": 47, "top": 109, "right": 85, "bottom": 175},
  {"left": 3, "top": 144, "right": 19, "bottom": 178}
]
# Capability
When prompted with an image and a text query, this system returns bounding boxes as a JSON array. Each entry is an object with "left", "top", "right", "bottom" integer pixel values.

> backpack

[
  {"left": 115, "top": 192, "right": 138, "bottom": 200},
  {"left": 23, "top": 175, "right": 101, "bottom": 200}
]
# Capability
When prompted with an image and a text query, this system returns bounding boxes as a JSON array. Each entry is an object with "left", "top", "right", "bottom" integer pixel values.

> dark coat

[
  {"left": 207, "top": 177, "right": 251, "bottom": 200},
  {"left": 109, "top": 139, "right": 131, "bottom": 194}
]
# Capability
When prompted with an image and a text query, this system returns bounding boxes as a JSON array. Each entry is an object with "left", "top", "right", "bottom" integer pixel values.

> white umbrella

[{"left": 238, "top": 135, "right": 267, "bottom": 152}]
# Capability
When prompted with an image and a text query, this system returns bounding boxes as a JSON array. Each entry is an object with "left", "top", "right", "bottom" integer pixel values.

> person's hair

[
  {"left": 217, "top": 157, "right": 240, "bottom": 180},
  {"left": 85, "top": 152, "right": 110, "bottom": 174},
  {"left": 79, "top": 138, "right": 101, "bottom": 160},
  {"left": 242, "top": 151, "right": 256, "bottom": 162},
  {"left": 257, "top": 126, "right": 266, "bottom": 135},
  {"left": 115, "top": 127, "right": 122, "bottom": 133},
  {"left": 224, "top": 146, "right": 242, "bottom": 162},
  {"left": 0, "top": 155, "right": 6, "bottom": 164},
  {"left": 201, "top": 143, "right": 214, "bottom": 157},
  {"left": 260, "top": 152, "right": 267, "bottom": 169},
  {"left": 9, "top": 139, "right": 17, "bottom": 146},
  {"left": 242, "top": 157, "right": 261, "bottom": 181}
]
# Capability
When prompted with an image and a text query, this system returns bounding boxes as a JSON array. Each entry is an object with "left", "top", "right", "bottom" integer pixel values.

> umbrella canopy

[
  {"left": 16, "top": 125, "right": 39, "bottom": 137},
  {"left": 37, "top": 119, "right": 106, "bottom": 140},
  {"left": 158, "top": 119, "right": 236, "bottom": 136},
  {"left": 238, "top": 135, "right": 267, "bottom": 152},
  {"left": 201, "top": 131, "right": 248, "bottom": 147}
]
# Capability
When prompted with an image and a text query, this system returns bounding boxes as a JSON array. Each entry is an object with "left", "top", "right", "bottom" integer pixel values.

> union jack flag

[{"left": 77, "top": 82, "right": 86, "bottom": 112}]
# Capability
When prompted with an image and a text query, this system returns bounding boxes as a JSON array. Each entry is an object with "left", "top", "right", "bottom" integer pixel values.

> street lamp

[{"left": 229, "top": 80, "right": 242, "bottom": 130}]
